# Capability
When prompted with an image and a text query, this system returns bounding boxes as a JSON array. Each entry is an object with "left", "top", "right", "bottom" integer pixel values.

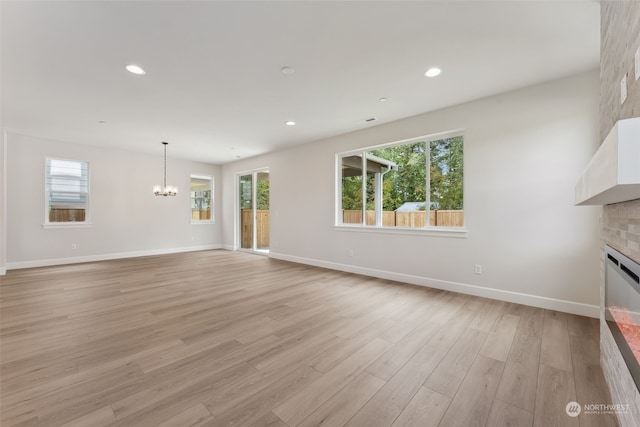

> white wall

[
  {"left": 6, "top": 133, "right": 222, "bottom": 267},
  {"left": 222, "top": 71, "right": 602, "bottom": 316}
]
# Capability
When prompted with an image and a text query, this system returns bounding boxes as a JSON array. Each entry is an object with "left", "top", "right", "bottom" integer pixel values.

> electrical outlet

[
  {"left": 71, "top": 243, "right": 77, "bottom": 250},
  {"left": 474, "top": 264, "right": 482, "bottom": 275},
  {"left": 621, "top": 73, "right": 628, "bottom": 104},
  {"left": 348, "top": 249, "right": 354, "bottom": 257}
]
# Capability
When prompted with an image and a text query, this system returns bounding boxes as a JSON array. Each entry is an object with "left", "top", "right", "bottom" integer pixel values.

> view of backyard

[{"left": 341, "top": 135, "right": 464, "bottom": 228}]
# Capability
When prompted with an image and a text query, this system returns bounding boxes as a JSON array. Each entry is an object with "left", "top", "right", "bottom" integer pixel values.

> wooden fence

[
  {"left": 191, "top": 209, "right": 211, "bottom": 221},
  {"left": 49, "top": 208, "right": 86, "bottom": 222},
  {"left": 342, "top": 209, "right": 464, "bottom": 228},
  {"left": 239, "top": 208, "right": 461, "bottom": 249},
  {"left": 241, "top": 209, "right": 270, "bottom": 248}
]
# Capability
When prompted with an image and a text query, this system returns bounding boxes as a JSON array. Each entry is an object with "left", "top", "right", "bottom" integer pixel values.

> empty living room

[{"left": 1, "top": 1, "right": 640, "bottom": 426}]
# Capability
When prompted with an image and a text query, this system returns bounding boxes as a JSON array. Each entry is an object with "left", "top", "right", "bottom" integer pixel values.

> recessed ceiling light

[
  {"left": 285, "top": 120, "right": 296, "bottom": 126},
  {"left": 378, "top": 97, "right": 388, "bottom": 102},
  {"left": 126, "top": 64, "right": 146, "bottom": 75},
  {"left": 424, "top": 67, "right": 441, "bottom": 78},
  {"left": 281, "top": 66, "right": 295, "bottom": 75},
  {"left": 98, "top": 120, "right": 108, "bottom": 124}
]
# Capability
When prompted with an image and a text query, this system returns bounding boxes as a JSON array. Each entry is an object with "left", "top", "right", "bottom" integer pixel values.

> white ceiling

[{"left": 1, "top": 1, "right": 600, "bottom": 164}]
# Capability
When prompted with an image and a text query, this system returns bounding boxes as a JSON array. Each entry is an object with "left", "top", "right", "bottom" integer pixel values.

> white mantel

[{"left": 575, "top": 117, "right": 640, "bottom": 206}]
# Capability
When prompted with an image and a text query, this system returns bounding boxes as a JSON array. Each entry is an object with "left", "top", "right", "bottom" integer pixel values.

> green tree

[
  {"left": 342, "top": 175, "right": 362, "bottom": 210},
  {"left": 430, "top": 136, "right": 463, "bottom": 210},
  {"left": 256, "top": 179, "right": 270, "bottom": 210},
  {"left": 372, "top": 143, "right": 426, "bottom": 210},
  {"left": 340, "top": 137, "right": 462, "bottom": 212}
]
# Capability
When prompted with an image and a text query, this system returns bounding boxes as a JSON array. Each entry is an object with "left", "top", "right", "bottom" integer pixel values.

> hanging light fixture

[{"left": 153, "top": 142, "right": 178, "bottom": 196}]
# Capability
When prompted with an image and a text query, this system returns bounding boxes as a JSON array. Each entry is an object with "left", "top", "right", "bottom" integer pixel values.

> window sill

[
  {"left": 334, "top": 224, "right": 468, "bottom": 238},
  {"left": 42, "top": 222, "right": 93, "bottom": 229},
  {"left": 190, "top": 220, "right": 215, "bottom": 225}
]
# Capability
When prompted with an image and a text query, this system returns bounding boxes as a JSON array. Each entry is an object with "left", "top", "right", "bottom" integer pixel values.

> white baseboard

[
  {"left": 269, "top": 251, "right": 599, "bottom": 318},
  {"left": 222, "top": 245, "right": 236, "bottom": 251},
  {"left": 6, "top": 244, "right": 222, "bottom": 270}
]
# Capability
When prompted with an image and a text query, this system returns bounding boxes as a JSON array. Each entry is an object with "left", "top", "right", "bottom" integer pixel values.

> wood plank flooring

[{"left": 0, "top": 250, "right": 618, "bottom": 426}]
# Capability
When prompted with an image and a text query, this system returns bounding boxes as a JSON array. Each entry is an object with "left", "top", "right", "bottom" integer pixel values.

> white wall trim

[
  {"left": 0, "top": 267, "right": 6, "bottom": 276},
  {"left": 6, "top": 244, "right": 222, "bottom": 270},
  {"left": 222, "top": 245, "right": 236, "bottom": 251},
  {"left": 270, "top": 251, "right": 600, "bottom": 318}
]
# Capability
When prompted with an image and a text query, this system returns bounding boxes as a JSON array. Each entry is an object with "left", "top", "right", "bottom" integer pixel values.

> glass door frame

[{"left": 235, "top": 167, "right": 269, "bottom": 254}]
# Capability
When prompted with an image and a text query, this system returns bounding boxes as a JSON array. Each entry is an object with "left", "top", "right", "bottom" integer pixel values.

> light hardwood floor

[{"left": 0, "top": 250, "right": 617, "bottom": 426}]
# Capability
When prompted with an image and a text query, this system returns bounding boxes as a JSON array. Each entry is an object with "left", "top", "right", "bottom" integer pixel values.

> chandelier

[{"left": 153, "top": 142, "right": 178, "bottom": 196}]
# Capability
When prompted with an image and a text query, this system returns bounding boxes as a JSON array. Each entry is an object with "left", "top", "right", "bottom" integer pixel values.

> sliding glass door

[{"left": 238, "top": 170, "right": 269, "bottom": 252}]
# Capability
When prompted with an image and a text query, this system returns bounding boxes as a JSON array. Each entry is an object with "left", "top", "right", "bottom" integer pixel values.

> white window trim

[
  {"left": 334, "top": 224, "right": 468, "bottom": 238},
  {"left": 190, "top": 174, "right": 214, "bottom": 224},
  {"left": 335, "top": 129, "right": 466, "bottom": 236},
  {"left": 44, "top": 157, "right": 90, "bottom": 227},
  {"left": 43, "top": 222, "right": 93, "bottom": 229}
]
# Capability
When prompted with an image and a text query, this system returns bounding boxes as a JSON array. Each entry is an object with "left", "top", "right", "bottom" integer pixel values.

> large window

[
  {"left": 191, "top": 174, "right": 213, "bottom": 222},
  {"left": 45, "top": 158, "right": 89, "bottom": 224},
  {"left": 338, "top": 132, "right": 463, "bottom": 229}
]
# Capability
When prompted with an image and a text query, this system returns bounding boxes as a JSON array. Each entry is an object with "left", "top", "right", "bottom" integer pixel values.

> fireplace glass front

[{"left": 605, "top": 244, "right": 640, "bottom": 390}]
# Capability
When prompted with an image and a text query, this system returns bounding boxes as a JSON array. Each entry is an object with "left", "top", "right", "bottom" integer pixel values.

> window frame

[
  {"left": 335, "top": 130, "right": 467, "bottom": 237},
  {"left": 190, "top": 174, "right": 214, "bottom": 224},
  {"left": 43, "top": 157, "right": 91, "bottom": 228}
]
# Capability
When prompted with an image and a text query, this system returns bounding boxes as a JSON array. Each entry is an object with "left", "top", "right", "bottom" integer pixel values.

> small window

[
  {"left": 191, "top": 175, "right": 213, "bottom": 222},
  {"left": 338, "top": 132, "right": 464, "bottom": 229},
  {"left": 45, "top": 158, "right": 90, "bottom": 223}
]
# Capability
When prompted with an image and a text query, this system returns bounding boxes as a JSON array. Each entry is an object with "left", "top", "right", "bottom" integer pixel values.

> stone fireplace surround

[
  {"left": 602, "top": 200, "right": 640, "bottom": 427},
  {"left": 598, "top": 1, "right": 640, "bottom": 424}
]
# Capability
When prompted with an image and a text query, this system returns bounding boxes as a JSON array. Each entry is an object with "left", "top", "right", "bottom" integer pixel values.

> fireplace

[{"left": 605, "top": 244, "right": 640, "bottom": 390}]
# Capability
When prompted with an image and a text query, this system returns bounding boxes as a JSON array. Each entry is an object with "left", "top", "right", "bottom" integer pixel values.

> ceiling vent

[{"left": 355, "top": 117, "right": 377, "bottom": 125}]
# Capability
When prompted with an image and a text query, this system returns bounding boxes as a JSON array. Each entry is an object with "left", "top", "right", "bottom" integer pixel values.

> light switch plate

[
  {"left": 635, "top": 46, "right": 640, "bottom": 81},
  {"left": 621, "top": 73, "right": 628, "bottom": 104}
]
